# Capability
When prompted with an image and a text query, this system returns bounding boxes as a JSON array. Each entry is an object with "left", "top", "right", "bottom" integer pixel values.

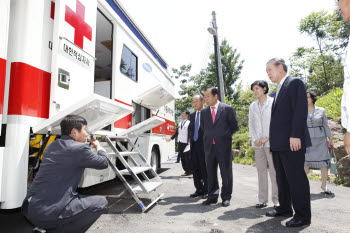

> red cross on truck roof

[{"left": 65, "top": 0, "right": 92, "bottom": 49}]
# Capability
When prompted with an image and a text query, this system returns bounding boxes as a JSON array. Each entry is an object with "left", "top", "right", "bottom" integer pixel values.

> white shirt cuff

[{"left": 97, "top": 145, "right": 106, "bottom": 152}]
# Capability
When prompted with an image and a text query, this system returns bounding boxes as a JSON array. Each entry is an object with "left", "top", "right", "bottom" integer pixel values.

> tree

[
  {"left": 205, "top": 39, "right": 244, "bottom": 102},
  {"left": 171, "top": 40, "right": 244, "bottom": 125},
  {"left": 228, "top": 84, "right": 255, "bottom": 131},
  {"left": 290, "top": 11, "right": 349, "bottom": 95},
  {"left": 171, "top": 64, "right": 193, "bottom": 120}
]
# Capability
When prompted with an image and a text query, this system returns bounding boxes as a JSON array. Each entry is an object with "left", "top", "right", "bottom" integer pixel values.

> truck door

[
  {"left": 94, "top": 9, "right": 113, "bottom": 100},
  {"left": 50, "top": 0, "right": 97, "bottom": 117}
]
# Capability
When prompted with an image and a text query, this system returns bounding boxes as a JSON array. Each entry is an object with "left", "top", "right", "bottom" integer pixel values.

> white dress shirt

[
  {"left": 210, "top": 101, "right": 220, "bottom": 115},
  {"left": 342, "top": 47, "right": 350, "bottom": 132},
  {"left": 278, "top": 74, "right": 288, "bottom": 86},
  {"left": 249, "top": 96, "right": 273, "bottom": 148}
]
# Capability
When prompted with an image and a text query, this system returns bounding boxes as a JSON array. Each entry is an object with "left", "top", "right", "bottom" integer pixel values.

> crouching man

[{"left": 22, "top": 115, "right": 109, "bottom": 233}]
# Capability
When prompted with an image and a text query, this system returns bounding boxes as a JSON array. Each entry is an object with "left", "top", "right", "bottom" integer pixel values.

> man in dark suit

[
  {"left": 200, "top": 87, "right": 239, "bottom": 207},
  {"left": 265, "top": 58, "right": 311, "bottom": 227},
  {"left": 188, "top": 94, "right": 208, "bottom": 199},
  {"left": 22, "top": 115, "right": 109, "bottom": 233}
]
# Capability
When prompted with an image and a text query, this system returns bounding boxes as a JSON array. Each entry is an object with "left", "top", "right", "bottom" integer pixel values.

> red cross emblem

[{"left": 65, "top": 0, "right": 92, "bottom": 49}]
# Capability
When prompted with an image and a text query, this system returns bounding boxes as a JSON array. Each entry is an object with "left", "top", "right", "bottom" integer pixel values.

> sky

[{"left": 117, "top": 0, "right": 339, "bottom": 96}]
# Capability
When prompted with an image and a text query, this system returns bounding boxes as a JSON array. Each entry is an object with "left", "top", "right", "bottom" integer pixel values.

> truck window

[{"left": 120, "top": 45, "right": 138, "bottom": 82}]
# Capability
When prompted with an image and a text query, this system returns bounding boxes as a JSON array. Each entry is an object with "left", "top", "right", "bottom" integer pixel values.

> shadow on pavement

[
  {"left": 310, "top": 192, "right": 335, "bottom": 201},
  {"left": 0, "top": 209, "right": 34, "bottom": 233},
  {"left": 106, "top": 197, "right": 144, "bottom": 214},
  {"left": 217, "top": 205, "right": 265, "bottom": 221},
  {"left": 159, "top": 195, "right": 201, "bottom": 205},
  {"left": 245, "top": 216, "right": 309, "bottom": 233},
  {"left": 160, "top": 196, "right": 222, "bottom": 216},
  {"left": 160, "top": 175, "right": 193, "bottom": 180}
]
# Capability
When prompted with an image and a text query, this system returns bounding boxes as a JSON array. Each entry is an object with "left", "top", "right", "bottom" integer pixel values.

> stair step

[
  {"left": 133, "top": 181, "right": 163, "bottom": 193},
  {"left": 119, "top": 152, "right": 139, "bottom": 157},
  {"left": 106, "top": 152, "right": 117, "bottom": 156},
  {"left": 107, "top": 136, "right": 129, "bottom": 141},
  {"left": 120, "top": 166, "right": 152, "bottom": 175}
]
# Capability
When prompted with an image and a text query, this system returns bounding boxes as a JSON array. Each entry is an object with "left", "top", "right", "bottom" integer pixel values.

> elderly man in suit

[
  {"left": 338, "top": 0, "right": 350, "bottom": 155},
  {"left": 188, "top": 94, "right": 208, "bottom": 199},
  {"left": 22, "top": 115, "right": 109, "bottom": 233},
  {"left": 200, "top": 87, "right": 239, "bottom": 207},
  {"left": 265, "top": 58, "right": 311, "bottom": 227}
]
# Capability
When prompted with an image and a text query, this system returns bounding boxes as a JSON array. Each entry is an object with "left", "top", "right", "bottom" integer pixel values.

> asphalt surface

[{"left": 1, "top": 158, "right": 350, "bottom": 233}]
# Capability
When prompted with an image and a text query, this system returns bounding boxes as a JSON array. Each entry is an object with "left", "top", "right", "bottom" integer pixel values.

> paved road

[{"left": 1, "top": 159, "right": 350, "bottom": 233}]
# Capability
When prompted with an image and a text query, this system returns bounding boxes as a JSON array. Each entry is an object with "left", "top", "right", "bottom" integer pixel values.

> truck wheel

[{"left": 150, "top": 150, "right": 159, "bottom": 172}]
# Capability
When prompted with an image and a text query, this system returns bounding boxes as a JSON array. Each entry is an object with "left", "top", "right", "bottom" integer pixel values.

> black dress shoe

[
  {"left": 286, "top": 218, "right": 311, "bottom": 227},
  {"left": 190, "top": 192, "right": 203, "bottom": 198},
  {"left": 222, "top": 200, "right": 230, "bottom": 207},
  {"left": 256, "top": 203, "right": 267, "bottom": 208},
  {"left": 202, "top": 198, "right": 218, "bottom": 205},
  {"left": 266, "top": 209, "right": 293, "bottom": 217},
  {"left": 201, "top": 194, "right": 208, "bottom": 199}
]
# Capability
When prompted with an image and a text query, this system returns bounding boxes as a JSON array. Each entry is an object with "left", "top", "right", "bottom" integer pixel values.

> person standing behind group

[
  {"left": 249, "top": 80, "right": 279, "bottom": 208},
  {"left": 338, "top": 0, "right": 350, "bottom": 156},
  {"left": 265, "top": 58, "right": 311, "bottom": 228},
  {"left": 166, "top": 110, "right": 192, "bottom": 176},
  {"left": 188, "top": 94, "right": 208, "bottom": 199},
  {"left": 200, "top": 87, "right": 239, "bottom": 207},
  {"left": 304, "top": 91, "right": 334, "bottom": 194}
]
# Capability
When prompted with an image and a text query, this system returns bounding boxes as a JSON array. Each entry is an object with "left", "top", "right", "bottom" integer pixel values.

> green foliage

[
  {"left": 172, "top": 65, "right": 194, "bottom": 120},
  {"left": 334, "top": 176, "right": 350, "bottom": 187},
  {"left": 228, "top": 85, "right": 255, "bottom": 130},
  {"left": 307, "top": 172, "right": 350, "bottom": 187},
  {"left": 307, "top": 173, "right": 322, "bottom": 181},
  {"left": 232, "top": 132, "right": 255, "bottom": 165},
  {"left": 290, "top": 10, "right": 350, "bottom": 95},
  {"left": 172, "top": 39, "right": 245, "bottom": 117},
  {"left": 290, "top": 47, "right": 344, "bottom": 95},
  {"left": 206, "top": 39, "right": 244, "bottom": 102},
  {"left": 315, "top": 88, "right": 343, "bottom": 119}
]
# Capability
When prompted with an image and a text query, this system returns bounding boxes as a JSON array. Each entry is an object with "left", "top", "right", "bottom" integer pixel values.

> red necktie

[{"left": 211, "top": 106, "right": 216, "bottom": 144}]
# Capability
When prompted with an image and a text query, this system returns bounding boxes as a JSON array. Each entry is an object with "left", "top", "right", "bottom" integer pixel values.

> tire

[{"left": 150, "top": 150, "right": 159, "bottom": 172}]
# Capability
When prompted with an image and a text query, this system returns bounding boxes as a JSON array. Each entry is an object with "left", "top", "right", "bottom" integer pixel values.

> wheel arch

[{"left": 151, "top": 144, "right": 161, "bottom": 169}]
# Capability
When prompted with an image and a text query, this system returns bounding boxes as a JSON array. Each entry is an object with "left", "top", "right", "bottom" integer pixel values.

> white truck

[{"left": 0, "top": 0, "right": 175, "bottom": 209}]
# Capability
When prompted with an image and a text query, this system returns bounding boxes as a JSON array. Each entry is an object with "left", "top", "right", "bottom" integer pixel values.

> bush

[
  {"left": 334, "top": 176, "right": 350, "bottom": 187},
  {"left": 316, "top": 88, "right": 343, "bottom": 119},
  {"left": 232, "top": 132, "right": 255, "bottom": 165}
]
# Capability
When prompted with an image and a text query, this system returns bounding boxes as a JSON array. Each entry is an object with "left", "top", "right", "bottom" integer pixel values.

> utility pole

[{"left": 209, "top": 11, "right": 225, "bottom": 103}]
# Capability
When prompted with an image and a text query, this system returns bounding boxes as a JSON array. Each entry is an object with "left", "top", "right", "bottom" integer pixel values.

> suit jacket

[
  {"left": 200, "top": 102, "right": 239, "bottom": 155},
  {"left": 24, "top": 135, "right": 109, "bottom": 222},
  {"left": 269, "top": 76, "right": 311, "bottom": 151},
  {"left": 188, "top": 110, "right": 204, "bottom": 145}
]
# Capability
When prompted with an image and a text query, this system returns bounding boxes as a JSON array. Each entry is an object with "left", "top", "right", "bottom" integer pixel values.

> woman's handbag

[{"left": 329, "top": 147, "right": 337, "bottom": 175}]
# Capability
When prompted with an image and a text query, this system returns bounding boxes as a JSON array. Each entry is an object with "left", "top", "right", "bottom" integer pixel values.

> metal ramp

[{"left": 100, "top": 135, "right": 164, "bottom": 212}]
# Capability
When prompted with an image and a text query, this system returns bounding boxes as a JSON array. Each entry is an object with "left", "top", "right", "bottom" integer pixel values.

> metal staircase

[{"left": 100, "top": 135, "right": 164, "bottom": 212}]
